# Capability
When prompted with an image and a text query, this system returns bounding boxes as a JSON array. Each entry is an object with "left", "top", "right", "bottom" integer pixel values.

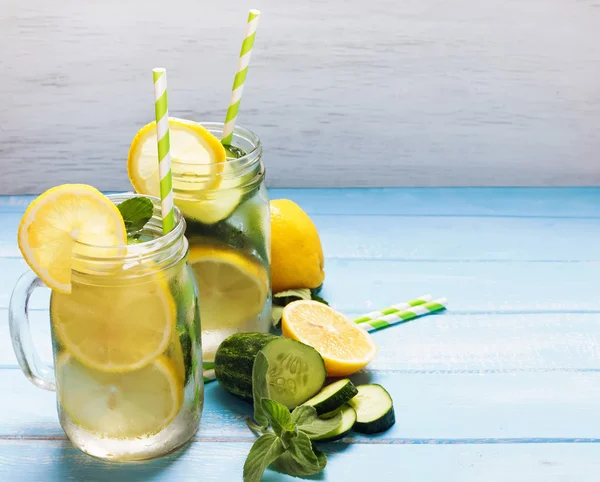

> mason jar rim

[
  {"left": 72, "top": 193, "right": 186, "bottom": 262},
  {"left": 171, "top": 122, "right": 264, "bottom": 194},
  {"left": 199, "top": 122, "right": 261, "bottom": 162}
]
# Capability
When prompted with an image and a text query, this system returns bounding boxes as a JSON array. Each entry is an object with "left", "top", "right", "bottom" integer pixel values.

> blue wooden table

[{"left": 1, "top": 188, "right": 599, "bottom": 481}]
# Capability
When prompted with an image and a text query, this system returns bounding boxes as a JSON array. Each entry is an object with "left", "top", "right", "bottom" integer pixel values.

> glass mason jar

[
  {"left": 9, "top": 194, "right": 203, "bottom": 461},
  {"left": 172, "top": 122, "right": 271, "bottom": 360}
]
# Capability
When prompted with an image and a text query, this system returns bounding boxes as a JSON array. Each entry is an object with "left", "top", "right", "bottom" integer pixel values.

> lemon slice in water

[
  {"left": 187, "top": 244, "right": 268, "bottom": 331},
  {"left": 57, "top": 353, "right": 183, "bottom": 439},
  {"left": 51, "top": 274, "right": 176, "bottom": 373}
]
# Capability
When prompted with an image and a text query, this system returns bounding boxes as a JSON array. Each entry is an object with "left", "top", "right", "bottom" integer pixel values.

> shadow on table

[{"left": 48, "top": 438, "right": 192, "bottom": 482}]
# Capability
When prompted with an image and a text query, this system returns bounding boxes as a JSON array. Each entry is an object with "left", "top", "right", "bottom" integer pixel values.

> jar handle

[{"left": 9, "top": 270, "right": 56, "bottom": 391}]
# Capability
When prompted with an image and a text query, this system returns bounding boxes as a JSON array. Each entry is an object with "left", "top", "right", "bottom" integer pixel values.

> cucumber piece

[
  {"left": 302, "top": 378, "right": 358, "bottom": 415},
  {"left": 214, "top": 333, "right": 278, "bottom": 402},
  {"left": 313, "top": 404, "right": 357, "bottom": 441},
  {"left": 313, "top": 403, "right": 356, "bottom": 442},
  {"left": 214, "top": 333, "right": 326, "bottom": 409},
  {"left": 347, "top": 384, "right": 395, "bottom": 434},
  {"left": 261, "top": 338, "right": 327, "bottom": 409}
]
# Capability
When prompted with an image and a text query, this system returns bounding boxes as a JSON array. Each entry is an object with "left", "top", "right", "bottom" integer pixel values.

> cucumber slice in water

[
  {"left": 347, "top": 384, "right": 395, "bottom": 434},
  {"left": 313, "top": 404, "right": 357, "bottom": 441},
  {"left": 261, "top": 338, "right": 327, "bottom": 409},
  {"left": 302, "top": 378, "right": 358, "bottom": 415}
]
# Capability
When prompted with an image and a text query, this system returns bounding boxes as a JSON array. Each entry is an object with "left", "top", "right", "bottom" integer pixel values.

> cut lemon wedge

[
  {"left": 127, "top": 117, "right": 227, "bottom": 197},
  {"left": 17, "top": 184, "right": 127, "bottom": 293},
  {"left": 51, "top": 273, "right": 176, "bottom": 373},
  {"left": 57, "top": 352, "right": 183, "bottom": 439},
  {"left": 282, "top": 300, "right": 378, "bottom": 377},
  {"left": 187, "top": 245, "right": 268, "bottom": 331}
]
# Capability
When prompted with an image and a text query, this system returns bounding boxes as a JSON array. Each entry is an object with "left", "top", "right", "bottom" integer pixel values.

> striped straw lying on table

[{"left": 202, "top": 295, "right": 447, "bottom": 382}]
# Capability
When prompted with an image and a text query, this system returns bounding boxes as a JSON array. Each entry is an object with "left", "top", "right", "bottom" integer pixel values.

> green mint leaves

[
  {"left": 243, "top": 351, "right": 342, "bottom": 482},
  {"left": 271, "top": 288, "right": 330, "bottom": 326},
  {"left": 290, "top": 405, "right": 342, "bottom": 439},
  {"left": 117, "top": 197, "right": 154, "bottom": 236},
  {"left": 251, "top": 352, "right": 270, "bottom": 431},
  {"left": 243, "top": 433, "right": 285, "bottom": 482}
]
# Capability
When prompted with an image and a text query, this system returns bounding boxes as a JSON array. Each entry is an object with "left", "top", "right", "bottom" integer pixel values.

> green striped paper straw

[
  {"left": 202, "top": 296, "right": 448, "bottom": 382},
  {"left": 221, "top": 9, "right": 261, "bottom": 146},
  {"left": 353, "top": 294, "right": 432, "bottom": 324},
  {"left": 359, "top": 298, "right": 448, "bottom": 332},
  {"left": 152, "top": 68, "right": 175, "bottom": 234}
]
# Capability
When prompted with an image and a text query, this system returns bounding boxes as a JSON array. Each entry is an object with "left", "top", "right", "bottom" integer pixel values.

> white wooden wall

[{"left": 1, "top": 0, "right": 599, "bottom": 193}]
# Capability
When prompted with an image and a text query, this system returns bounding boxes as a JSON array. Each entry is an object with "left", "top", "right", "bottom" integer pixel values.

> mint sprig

[
  {"left": 251, "top": 352, "right": 270, "bottom": 431},
  {"left": 117, "top": 197, "right": 154, "bottom": 235},
  {"left": 243, "top": 353, "right": 343, "bottom": 481}
]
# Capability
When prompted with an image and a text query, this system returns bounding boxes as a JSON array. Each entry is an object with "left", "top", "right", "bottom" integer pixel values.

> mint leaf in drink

[
  {"left": 117, "top": 197, "right": 154, "bottom": 235},
  {"left": 291, "top": 405, "right": 342, "bottom": 439},
  {"left": 272, "top": 289, "right": 311, "bottom": 307},
  {"left": 251, "top": 351, "right": 270, "bottom": 430},
  {"left": 261, "top": 399, "right": 292, "bottom": 436},
  {"left": 243, "top": 433, "right": 285, "bottom": 482}
]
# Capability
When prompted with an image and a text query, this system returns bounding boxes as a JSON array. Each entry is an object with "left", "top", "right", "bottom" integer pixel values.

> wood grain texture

[
  {"left": 0, "top": 188, "right": 599, "bottom": 480},
  {"left": 2, "top": 311, "right": 600, "bottom": 371},
  {"left": 1, "top": 441, "right": 599, "bottom": 482},
  {"left": 2, "top": 1, "right": 600, "bottom": 193},
  {"left": 3, "top": 365, "right": 600, "bottom": 440}
]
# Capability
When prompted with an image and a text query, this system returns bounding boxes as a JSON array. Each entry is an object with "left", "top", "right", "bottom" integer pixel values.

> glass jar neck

[
  {"left": 170, "top": 122, "right": 263, "bottom": 199},
  {"left": 71, "top": 194, "right": 188, "bottom": 282}
]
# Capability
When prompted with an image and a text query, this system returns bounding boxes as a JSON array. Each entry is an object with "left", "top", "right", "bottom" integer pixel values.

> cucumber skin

[
  {"left": 307, "top": 380, "right": 359, "bottom": 415},
  {"left": 214, "top": 333, "right": 278, "bottom": 402},
  {"left": 353, "top": 406, "right": 395, "bottom": 434},
  {"left": 314, "top": 405, "right": 357, "bottom": 441}
]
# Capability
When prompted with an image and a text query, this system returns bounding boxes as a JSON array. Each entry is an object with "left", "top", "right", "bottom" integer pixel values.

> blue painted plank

[
  {"left": 320, "top": 260, "right": 600, "bottom": 314},
  {"left": 1, "top": 310, "right": 599, "bottom": 371},
  {"left": 1, "top": 258, "right": 599, "bottom": 313},
  {"left": 1, "top": 211, "right": 599, "bottom": 260},
  {"left": 314, "top": 215, "right": 600, "bottom": 261},
  {"left": 2, "top": 188, "right": 600, "bottom": 217},
  {"left": 0, "top": 440, "right": 599, "bottom": 482},
  {"left": 2, "top": 368, "right": 600, "bottom": 439},
  {"left": 268, "top": 187, "right": 600, "bottom": 217}
]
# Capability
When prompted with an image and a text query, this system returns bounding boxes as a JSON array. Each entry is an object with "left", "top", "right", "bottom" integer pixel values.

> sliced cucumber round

[
  {"left": 301, "top": 378, "right": 358, "bottom": 415},
  {"left": 313, "top": 404, "right": 357, "bottom": 441},
  {"left": 261, "top": 338, "right": 326, "bottom": 409},
  {"left": 347, "top": 384, "right": 395, "bottom": 434}
]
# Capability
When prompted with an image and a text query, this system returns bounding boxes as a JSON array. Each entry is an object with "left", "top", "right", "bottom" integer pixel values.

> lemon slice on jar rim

[
  {"left": 127, "top": 117, "right": 227, "bottom": 198},
  {"left": 17, "top": 184, "right": 127, "bottom": 294}
]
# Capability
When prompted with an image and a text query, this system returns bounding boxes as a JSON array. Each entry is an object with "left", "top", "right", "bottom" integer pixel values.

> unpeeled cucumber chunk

[{"left": 214, "top": 333, "right": 326, "bottom": 409}]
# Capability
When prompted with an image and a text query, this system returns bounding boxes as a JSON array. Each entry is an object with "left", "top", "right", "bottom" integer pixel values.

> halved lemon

[
  {"left": 51, "top": 273, "right": 176, "bottom": 373},
  {"left": 187, "top": 244, "right": 268, "bottom": 331},
  {"left": 282, "top": 300, "right": 378, "bottom": 377},
  {"left": 127, "top": 117, "right": 227, "bottom": 197},
  {"left": 57, "top": 352, "right": 183, "bottom": 439},
  {"left": 17, "top": 184, "right": 127, "bottom": 293}
]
